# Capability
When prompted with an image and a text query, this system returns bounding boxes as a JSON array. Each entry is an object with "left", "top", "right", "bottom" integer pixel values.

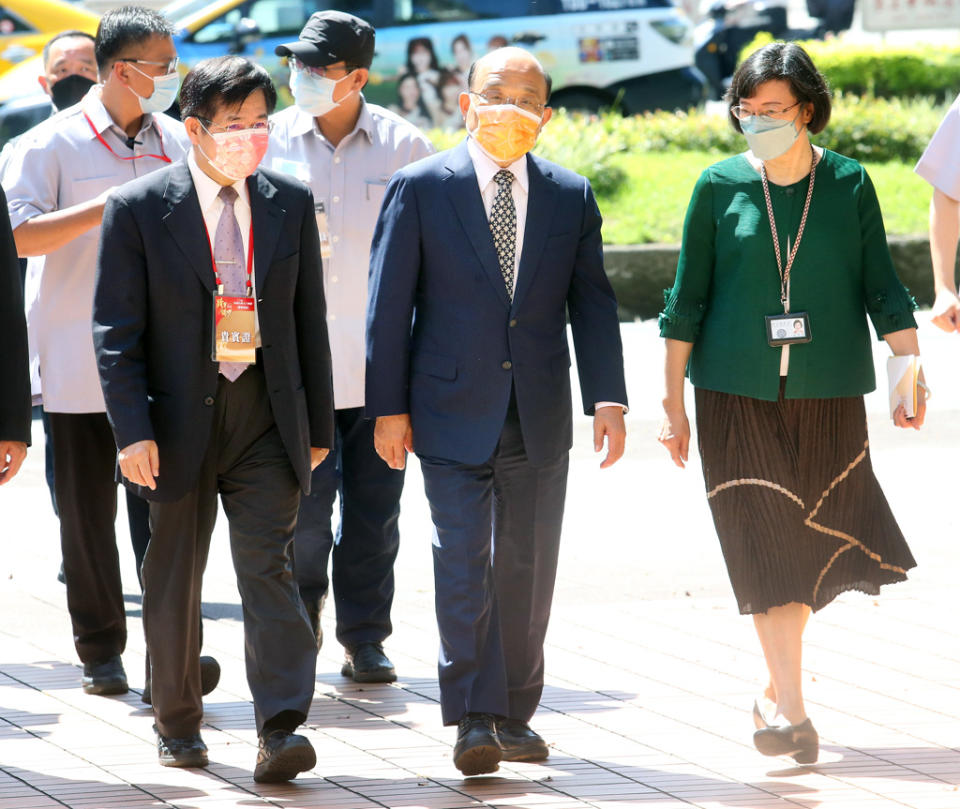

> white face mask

[
  {"left": 126, "top": 63, "right": 180, "bottom": 114},
  {"left": 289, "top": 67, "right": 353, "bottom": 117},
  {"left": 741, "top": 108, "right": 803, "bottom": 161}
]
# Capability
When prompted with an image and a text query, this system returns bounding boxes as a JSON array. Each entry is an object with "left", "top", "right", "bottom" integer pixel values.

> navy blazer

[
  {"left": 0, "top": 187, "right": 30, "bottom": 445},
  {"left": 93, "top": 159, "right": 334, "bottom": 501},
  {"left": 365, "top": 140, "right": 627, "bottom": 467}
]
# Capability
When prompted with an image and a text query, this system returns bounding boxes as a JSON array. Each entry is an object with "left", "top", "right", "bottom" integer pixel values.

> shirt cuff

[{"left": 595, "top": 402, "right": 628, "bottom": 414}]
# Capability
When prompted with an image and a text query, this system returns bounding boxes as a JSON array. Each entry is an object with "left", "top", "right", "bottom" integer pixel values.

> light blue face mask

[
  {"left": 289, "top": 68, "right": 351, "bottom": 117},
  {"left": 128, "top": 65, "right": 180, "bottom": 114},
  {"left": 741, "top": 108, "right": 802, "bottom": 161}
]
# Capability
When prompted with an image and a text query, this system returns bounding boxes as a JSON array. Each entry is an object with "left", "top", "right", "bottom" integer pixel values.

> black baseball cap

[{"left": 275, "top": 11, "right": 374, "bottom": 69}]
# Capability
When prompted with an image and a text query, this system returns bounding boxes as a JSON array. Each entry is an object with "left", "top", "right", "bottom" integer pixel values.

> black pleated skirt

[{"left": 694, "top": 382, "right": 916, "bottom": 614}]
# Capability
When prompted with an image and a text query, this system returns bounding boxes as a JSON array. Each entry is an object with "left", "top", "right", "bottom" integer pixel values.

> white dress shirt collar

[
  {"left": 187, "top": 149, "right": 250, "bottom": 213},
  {"left": 466, "top": 135, "right": 529, "bottom": 194}
]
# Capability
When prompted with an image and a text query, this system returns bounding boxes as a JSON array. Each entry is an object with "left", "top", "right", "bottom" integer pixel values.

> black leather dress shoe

[
  {"left": 81, "top": 656, "right": 128, "bottom": 696},
  {"left": 498, "top": 719, "right": 549, "bottom": 762},
  {"left": 753, "top": 717, "right": 819, "bottom": 764},
  {"left": 254, "top": 729, "right": 317, "bottom": 783},
  {"left": 156, "top": 728, "right": 208, "bottom": 768},
  {"left": 453, "top": 713, "right": 502, "bottom": 775},
  {"left": 141, "top": 655, "right": 221, "bottom": 706},
  {"left": 304, "top": 594, "right": 326, "bottom": 651},
  {"left": 341, "top": 642, "right": 397, "bottom": 683}
]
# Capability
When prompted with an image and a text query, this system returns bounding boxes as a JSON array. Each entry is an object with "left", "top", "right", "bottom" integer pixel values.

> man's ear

[
  {"left": 353, "top": 68, "right": 369, "bottom": 91},
  {"left": 38, "top": 75, "right": 50, "bottom": 96},
  {"left": 183, "top": 116, "right": 203, "bottom": 145}
]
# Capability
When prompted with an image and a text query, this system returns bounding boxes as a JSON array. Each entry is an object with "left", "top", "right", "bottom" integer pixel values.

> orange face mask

[{"left": 469, "top": 102, "right": 542, "bottom": 164}]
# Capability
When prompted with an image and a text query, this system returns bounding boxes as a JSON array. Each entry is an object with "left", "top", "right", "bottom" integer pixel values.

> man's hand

[
  {"left": 118, "top": 439, "right": 159, "bottom": 490},
  {"left": 310, "top": 447, "right": 330, "bottom": 470},
  {"left": 0, "top": 441, "right": 27, "bottom": 485},
  {"left": 931, "top": 287, "right": 960, "bottom": 333},
  {"left": 594, "top": 406, "right": 625, "bottom": 469},
  {"left": 374, "top": 414, "right": 414, "bottom": 470}
]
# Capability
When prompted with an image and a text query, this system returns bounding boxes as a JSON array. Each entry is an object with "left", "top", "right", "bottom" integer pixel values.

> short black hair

[
  {"left": 180, "top": 56, "right": 277, "bottom": 121},
  {"left": 726, "top": 41, "right": 831, "bottom": 135},
  {"left": 43, "top": 30, "right": 95, "bottom": 69},
  {"left": 466, "top": 57, "right": 553, "bottom": 100},
  {"left": 95, "top": 6, "right": 176, "bottom": 71}
]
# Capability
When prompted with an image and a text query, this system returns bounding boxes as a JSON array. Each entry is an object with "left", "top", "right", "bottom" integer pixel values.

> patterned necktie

[
  {"left": 214, "top": 185, "right": 249, "bottom": 382},
  {"left": 489, "top": 169, "right": 517, "bottom": 299}
]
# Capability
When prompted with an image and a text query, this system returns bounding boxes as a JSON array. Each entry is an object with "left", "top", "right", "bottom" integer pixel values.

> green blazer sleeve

[
  {"left": 858, "top": 166, "right": 917, "bottom": 338},
  {"left": 659, "top": 168, "right": 715, "bottom": 343}
]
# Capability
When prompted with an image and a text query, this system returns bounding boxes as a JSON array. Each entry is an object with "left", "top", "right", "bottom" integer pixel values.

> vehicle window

[
  {"left": 192, "top": 0, "right": 376, "bottom": 44},
  {"left": 0, "top": 9, "right": 33, "bottom": 35},
  {"left": 557, "top": 0, "right": 670, "bottom": 9},
  {"left": 392, "top": 0, "right": 529, "bottom": 23}
]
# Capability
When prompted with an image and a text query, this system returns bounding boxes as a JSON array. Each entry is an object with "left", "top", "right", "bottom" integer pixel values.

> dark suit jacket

[
  {"left": 0, "top": 186, "right": 30, "bottom": 445},
  {"left": 93, "top": 159, "right": 334, "bottom": 502},
  {"left": 365, "top": 140, "right": 627, "bottom": 467}
]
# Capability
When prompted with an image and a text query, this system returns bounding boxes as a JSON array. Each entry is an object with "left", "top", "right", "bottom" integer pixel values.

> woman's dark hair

[
  {"left": 725, "top": 41, "right": 831, "bottom": 135},
  {"left": 396, "top": 72, "right": 431, "bottom": 119},
  {"left": 406, "top": 37, "right": 440, "bottom": 74},
  {"left": 451, "top": 34, "right": 470, "bottom": 53},
  {"left": 180, "top": 56, "right": 277, "bottom": 121}
]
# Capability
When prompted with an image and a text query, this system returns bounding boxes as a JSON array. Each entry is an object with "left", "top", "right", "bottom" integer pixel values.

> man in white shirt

[
  {"left": 3, "top": 6, "right": 191, "bottom": 696},
  {"left": 267, "top": 11, "right": 434, "bottom": 683}
]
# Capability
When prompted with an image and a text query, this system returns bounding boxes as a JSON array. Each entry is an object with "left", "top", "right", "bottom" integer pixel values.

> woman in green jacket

[{"left": 658, "top": 42, "right": 926, "bottom": 765}]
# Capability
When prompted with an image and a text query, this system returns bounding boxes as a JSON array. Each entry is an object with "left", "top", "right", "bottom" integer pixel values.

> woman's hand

[
  {"left": 893, "top": 369, "right": 928, "bottom": 431},
  {"left": 658, "top": 404, "right": 690, "bottom": 468}
]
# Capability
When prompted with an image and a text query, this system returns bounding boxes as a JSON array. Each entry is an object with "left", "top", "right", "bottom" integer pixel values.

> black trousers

[
  {"left": 47, "top": 411, "right": 129, "bottom": 664},
  {"left": 143, "top": 364, "right": 317, "bottom": 738},
  {"left": 294, "top": 406, "right": 404, "bottom": 651},
  {"left": 419, "top": 393, "right": 569, "bottom": 726}
]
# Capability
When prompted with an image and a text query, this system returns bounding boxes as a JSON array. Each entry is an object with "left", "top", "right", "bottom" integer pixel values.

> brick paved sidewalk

[{"left": 3, "top": 318, "right": 960, "bottom": 809}]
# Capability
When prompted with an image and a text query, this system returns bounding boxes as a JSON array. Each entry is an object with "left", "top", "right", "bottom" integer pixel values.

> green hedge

[{"left": 741, "top": 33, "right": 960, "bottom": 101}]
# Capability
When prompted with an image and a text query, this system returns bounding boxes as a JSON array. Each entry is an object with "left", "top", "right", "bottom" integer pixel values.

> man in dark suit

[
  {"left": 0, "top": 189, "right": 30, "bottom": 485},
  {"left": 93, "top": 56, "right": 333, "bottom": 782},
  {"left": 366, "top": 47, "right": 627, "bottom": 776}
]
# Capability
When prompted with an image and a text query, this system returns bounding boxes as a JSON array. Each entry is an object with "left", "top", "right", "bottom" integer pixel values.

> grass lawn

[{"left": 596, "top": 150, "right": 931, "bottom": 245}]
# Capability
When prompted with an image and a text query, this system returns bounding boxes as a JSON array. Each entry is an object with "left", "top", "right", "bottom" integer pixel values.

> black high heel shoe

[{"left": 753, "top": 717, "right": 819, "bottom": 764}]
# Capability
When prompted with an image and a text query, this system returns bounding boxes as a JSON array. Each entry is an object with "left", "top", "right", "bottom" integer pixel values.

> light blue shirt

[
  {"left": 2, "top": 86, "right": 190, "bottom": 413},
  {"left": 266, "top": 98, "right": 434, "bottom": 409}
]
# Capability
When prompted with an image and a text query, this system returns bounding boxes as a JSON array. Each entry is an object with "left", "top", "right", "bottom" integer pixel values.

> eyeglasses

[
  {"left": 199, "top": 118, "right": 274, "bottom": 134},
  {"left": 288, "top": 57, "right": 357, "bottom": 78},
  {"left": 117, "top": 56, "right": 180, "bottom": 75},
  {"left": 729, "top": 100, "right": 801, "bottom": 121},
  {"left": 470, "top": 90, "right": 545, "bottom": 116}
]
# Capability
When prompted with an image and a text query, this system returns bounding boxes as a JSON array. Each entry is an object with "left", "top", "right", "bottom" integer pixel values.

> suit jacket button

[
  {"left": 501, "top": 360, "right": 512, "bottom": 370},
  {"left": 509, "top": 319, "right": 518, "bottom": 328},
  {"left": 203, "top": 396, "right": 215, "bottom": 406}
]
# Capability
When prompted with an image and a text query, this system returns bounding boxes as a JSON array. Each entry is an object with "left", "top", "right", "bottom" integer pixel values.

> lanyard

[
  {"left": 83, "top": 112, "right": 172, "bottom": 163},
  {"left": 760, "top": 150, "right": 817, "bottom": 310},
  {"left": 202, "top": 215, "right": 255, "bottom": 296}
]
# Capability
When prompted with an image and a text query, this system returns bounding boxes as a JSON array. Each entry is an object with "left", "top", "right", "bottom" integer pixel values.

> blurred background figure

[
  {"left": 450, "top": 33, "right": 473, "bottom": 85},
  {"left": 391, "top": 72, "right": 432, "bottom": 129},
  {"left": 405, "top": 36, "right": 441, "bottom": 120},
  {"left": 436, "top": 69, "right": 465, "bottom": 130}
]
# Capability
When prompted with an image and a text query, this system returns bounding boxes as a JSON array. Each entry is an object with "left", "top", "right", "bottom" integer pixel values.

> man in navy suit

[
  {"left": 93, "top": 56, "right": 333, "bottom": 781},
  {"left": 366, "top": 47, "right": 627, "bottom": 776}
]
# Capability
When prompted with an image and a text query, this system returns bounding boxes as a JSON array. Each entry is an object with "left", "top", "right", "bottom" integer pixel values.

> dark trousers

[
  {"left": 143, "top": 364, "right": 316, "bottom": 738},
  {"left": 419, "top": 394, "right": 569, "bottom": 726},
  {"left": 48, "top": 411, "right": 128, "bottom": 664},
  {"left": 293, "top": 406, "right": 404, "bottom": 650}
]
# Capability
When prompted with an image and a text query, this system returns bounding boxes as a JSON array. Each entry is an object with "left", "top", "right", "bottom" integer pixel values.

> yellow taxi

[{"left": 0, "top": 0, "right": 98, "bottom": 74}]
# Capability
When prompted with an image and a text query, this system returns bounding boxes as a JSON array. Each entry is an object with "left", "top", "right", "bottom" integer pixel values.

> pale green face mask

[{"left": 740, "top": 108, "right": 802, "bottom": 161}]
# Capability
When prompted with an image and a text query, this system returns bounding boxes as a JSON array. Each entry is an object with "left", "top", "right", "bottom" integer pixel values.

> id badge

[
  {"left": 315, "top": 200, "right": 331, "bottom": 259},
  {"left": 212, "top": 295, "right": 256, "bottom": 362},
  {"left": 765, "top": 311, "right": 812, "bottom": 346}
]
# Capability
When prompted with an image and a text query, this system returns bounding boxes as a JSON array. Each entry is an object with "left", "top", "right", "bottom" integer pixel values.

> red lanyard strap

[
  {"left": 760, "top": 149, "right": 818, "bottom": 310},
  {"left": 83, "top": 111, "right": 171, "bottom": 163},
  {"left": 203, "top": 216, "right": 255, "bottom": 296}
]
